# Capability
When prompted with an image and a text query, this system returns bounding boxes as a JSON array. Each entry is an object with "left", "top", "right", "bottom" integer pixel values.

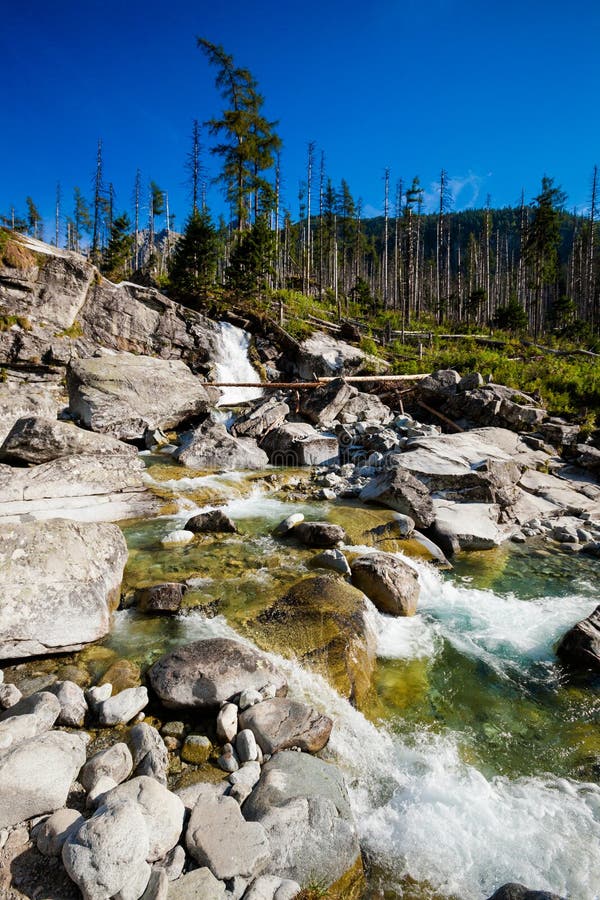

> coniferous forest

[{"left": 2, "top": 38, "right": 600, "bottom": 349}]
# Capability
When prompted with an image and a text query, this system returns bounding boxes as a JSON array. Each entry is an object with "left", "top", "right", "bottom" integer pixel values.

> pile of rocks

[{"left": 0, "top": 635, "right": 363, "bottom": 899}]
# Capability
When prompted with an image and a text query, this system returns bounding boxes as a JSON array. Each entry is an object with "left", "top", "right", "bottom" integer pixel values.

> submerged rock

[
  {"left": 148, "top": 638, "right": 287, "bottom": 710},
  {"left": 136, "top": 582, "right": 186, "bottom": 614},
  {"left": 256, "top": 576, "right": 376, "bottom": 705},
  {"left": 350, "top": 552, "right": 420, "bottom": 616},
  {"left": 486, "top": 884, "right": 566, "bottom": 900},
  {"left": 294, "top": 521, "right": 348, "bottom": 548},
  {"left": 0, "top": 519, "right": 127, "bottom": 658}
]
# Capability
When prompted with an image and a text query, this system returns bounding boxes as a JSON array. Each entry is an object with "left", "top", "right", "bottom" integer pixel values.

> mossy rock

[{"left": 255, "top": 575, "right": 377, "bottom": 707}]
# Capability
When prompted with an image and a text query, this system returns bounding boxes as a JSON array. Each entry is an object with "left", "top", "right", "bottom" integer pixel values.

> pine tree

[
  {"left": 25, "top": 197, "right": 43, "bottom": 239},
  {"left": 169, "top": 210, "right": 218, "bottom": 306},
  {"left": 226, "top": 214, "right": 274, "bottom": 300},
  {"left": 525, "top": 176, "right": 566, "bottom": 335},
  {"left": 198, "top": 38, "right": 281, "bottom": 232},
  {"left": 101, "top": 213, "right": 134, "bottom": 282},
  {"left": 73, "top": 187, "right": 91, "bottom": 253}
]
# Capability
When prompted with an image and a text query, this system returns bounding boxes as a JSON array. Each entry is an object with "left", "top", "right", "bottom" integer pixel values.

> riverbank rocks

[
  {"left": 186, "top": 792, "right": 270, "bottom": 881},
  {"left": 261, "top": 422, "right": 338, "bottom": 466},
  {"left": 0, "top": 415, "right": 138, "bottom": 465},
  {"left": 359, "top": 464, "right": 435, "bottom": 528},
  {"left": 0, "top": 730, "right": 87, "bottom": 828},
  {"left": 175, "top": 418, "right": 268, "bottom": 471},
  {"left": 148, "top": 638, "right": 287, "bottom": 710},
  {"left": 243, "top": 750, "right": 360, "bottom": 888},
  {"left": 168, "top": 867, "right": 226, "bottom": 899},
  {"left": 350, "top": 553, "right": 420, "bottom": 616},
  {"left": 0, "top": 519, "right": 128, "bottom": 658},
  {"left": 96, "top": 685, "right": 148, "bottom": 725},
  {"left": 239, "top": 697, "right": 333, "bottom": 754},
  {"left": 80, "top": 743, "right": 133, "bottom": 793},
  {"left": 128, "top": 722, "right": 169, "bottom": 784},
  {"left": 556, "top": 605, "right": 600, "bottom": 673},
  {"left": 0, "top": 381, "right": 62, "bottom": 446},
  {"left": 67, "top": 351, "right": 211, "bottom": 441},
  {"left": 300, "top": 378, "right": 358, "bottom": 426},
  {"left": 62, "top": 799, "right": 151, "bottom": 899},
  {"left": 185, "top": 509, "right": 238, "bottom": 533},
  {"left": 256, "top": 576, "right": 376, "bottom": 705}
]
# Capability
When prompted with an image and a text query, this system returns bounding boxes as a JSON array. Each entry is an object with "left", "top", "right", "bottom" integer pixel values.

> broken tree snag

[
  {"left": 416, "top": 399, "right": 464, "bottom": 433},
  {"left": 205, "top": 374, "right": 430, "bottom": 389}
]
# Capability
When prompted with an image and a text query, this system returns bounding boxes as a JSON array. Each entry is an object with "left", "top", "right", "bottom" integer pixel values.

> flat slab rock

[
  {"left": 0, "top": 518, "right": 128, "bottom": 658},
  {"left": 186, "top": 791, "right": 269, "bottom": 881},
  {"left": 148, "top": 637, "right": 287, "bottom": 709},
  {"left": 0, "top": 415, "right": 138, "bottom": 465},
  {"left": 239, "top": 697, "right": 333, "bottom": 754},
  {"left": 67, "top": 351, "right": 211, "bottom": 441},
  {"left": 432, "top": 499, "right": 510, "bottom": 550}
]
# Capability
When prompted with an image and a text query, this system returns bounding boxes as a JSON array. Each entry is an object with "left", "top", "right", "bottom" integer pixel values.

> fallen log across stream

[{"left": 204, "top": 373, "right": 430, "bottom": 389}]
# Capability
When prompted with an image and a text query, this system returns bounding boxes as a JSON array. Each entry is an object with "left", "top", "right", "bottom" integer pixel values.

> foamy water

[{"left": 213, "top": 321, "right": 263, "bottom": 406}]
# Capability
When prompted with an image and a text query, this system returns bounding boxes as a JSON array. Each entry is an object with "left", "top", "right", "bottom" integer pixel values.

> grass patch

[
  {"left": 0, "top": 312, "right": 32, "bottom": 332},
  {"left": 55, "top": 320, "right": 84, "bottom": 339},
  {"left": 0, "top": 227, "right": 41, "bottom": 269}
]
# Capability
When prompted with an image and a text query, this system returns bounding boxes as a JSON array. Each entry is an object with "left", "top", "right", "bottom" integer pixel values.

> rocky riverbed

[{"left": 0, "top": 233, "right": 599, "bottom": 899}]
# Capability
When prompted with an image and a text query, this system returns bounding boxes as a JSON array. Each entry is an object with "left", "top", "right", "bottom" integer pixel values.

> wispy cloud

[{"left": 423, "top": 171, "right": 490, "bottom": 213}]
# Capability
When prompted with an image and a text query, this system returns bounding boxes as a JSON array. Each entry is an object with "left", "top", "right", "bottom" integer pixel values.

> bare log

[
  {"left": 205, "top": 374, "right": 429, "bottom": 389},
  {"left": 416, "top": 399, "right": 464, "bottom": 433}
]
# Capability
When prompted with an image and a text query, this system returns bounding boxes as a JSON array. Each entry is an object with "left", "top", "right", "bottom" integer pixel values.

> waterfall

[{"left": 212, "top": 322, "right": 263, "bottom": 407}]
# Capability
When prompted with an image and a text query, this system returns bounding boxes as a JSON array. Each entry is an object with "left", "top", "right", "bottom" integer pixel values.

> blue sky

[{"left": 1, "top": 0, "right": 599, "bottom": 237}]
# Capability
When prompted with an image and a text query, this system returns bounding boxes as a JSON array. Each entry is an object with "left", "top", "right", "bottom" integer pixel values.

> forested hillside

[{"left": 2, "top": 39, "right": 599, "bottom": 346}]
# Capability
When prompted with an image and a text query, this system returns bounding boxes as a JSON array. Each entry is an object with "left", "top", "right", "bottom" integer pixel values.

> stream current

[{"left": 102, "top": 459, "right": 600, "bottom": 900}]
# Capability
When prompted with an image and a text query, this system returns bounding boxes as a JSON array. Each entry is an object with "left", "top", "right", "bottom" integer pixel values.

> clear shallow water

[{"left": 113, "top": 466, "right": 600, "bottom": 899}]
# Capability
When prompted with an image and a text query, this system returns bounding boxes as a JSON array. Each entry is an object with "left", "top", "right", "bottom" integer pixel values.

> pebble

[
  {"left": 161, "top": 529, "right": 195, "bottom": 546},
  {"left": 161, "top": 721, "right": 186, "bottom": 739},
  {"left": 238, "top": 689, "right": 262, "bottom": 710},
  {"left": 0, "top": 683, "right": 22, "bottom": 710},
  {"left": 181, "top": 734, "right": 212, "bottom": 765},
  {"left": 85, "top": 682, "right": 112, "bottom": 711},
  {"left": 235, "top": 729, "right": 258, "bottom": 762},
  {"left": 216, "top": 703, "right": 238, "bottom": 743},
  {"left": 229, "top": 761, "right": 261, "bottom": 790},
  {"left": 217, "top": 742, "right": 240, "bottom": 773}
]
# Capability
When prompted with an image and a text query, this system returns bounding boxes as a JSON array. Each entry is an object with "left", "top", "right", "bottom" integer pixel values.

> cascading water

[
  {"left": 110, "top": 471, "right": 600, "bottom": 899},
  {"left": 212, "top": 321, "right": 263, "bottom": 406}
]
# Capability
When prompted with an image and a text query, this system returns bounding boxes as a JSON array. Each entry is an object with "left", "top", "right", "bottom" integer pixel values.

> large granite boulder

[
  {"left": 359, "top": 465, "right": 435, "bottom": 529},
  {"left": 67, "top": 352, "right": 211, "bottom": 440},
  {"left": 175, "top": 418, "right": 268, "bottom": 471},
  {"left": 0, "top": 519, "right": 127, "bottom": 658},
  {"left": 556, "top": 605, "right": 600, "bottom": 673},
  {"left": 0, "top": 730, "right": 87, "bottom": 828},
  {"left": 148, "top": 638, "right": 287, "bottom": 710},
  {"left": 261, "top": 422, "right": 338, "bottom": 466},
  {"left": 350, "top": 552, "right": 420, "bottom": 616},
  {"left": 243, "top": 750, "right": 360, "bottom": 888},
  {"left": 101, "top": 776, "right": 185, "bottom": 861},
  {"left": 0, "top": 415, "right": 137, "bottom": 464},
  {"left": 294, "top": 331, "right": 388, "bottom": 379},
  {"left": 256, "top": 576, "right": 377, "bottom": 705}
]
